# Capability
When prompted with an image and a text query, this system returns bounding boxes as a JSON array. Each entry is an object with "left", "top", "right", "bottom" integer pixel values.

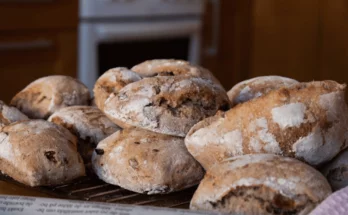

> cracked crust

[
  {"left": 132, "top": 59, "right": 223, "bottom": 88},
  {"left": 0, "top": 100, "right": 28, "bottom": 128},
  {"left": 0, "top": 120, "right": 85, "bottom": 186},
  {"left": 321, "top": 148, "right": 348, "bottom": 191},
  {"left": 185, "top": 81, "right": 348, "bottom": 169},
  {"left": 227, "top": 76, "right": 299, "bottom": 106},
  {"left": 190, "top": 154, "right": 331, "bottom": 215},
  {"left": 48, "top": 106, "right": 121, "bottom": 165},
  {"left": 92, "top": 128, "right": 204, "bottom": 194},
  {"left": 11, "top": 75, "right": 90, "bottom": 119},
  {"left": 93, "top": 68, "right": 142, "bottom": 110},
  {"left": 103, "top": 76, "right": 231, "bottom": 137}
]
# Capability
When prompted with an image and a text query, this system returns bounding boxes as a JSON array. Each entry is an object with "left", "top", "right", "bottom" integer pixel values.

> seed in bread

[
  {"left": 190, "top": 154, "right": 332, "bottom": 215},
  {"left": 0, "top": 100, "right": 28, "bottom": 127},
  {"left": 185, "top": 81, "right": 348, "bottom": 169},
  {"left": 48, "top": 106, "right": 121, "bottom": 164},
  {"left": 321, "top": 148, "right": 348, "bottom": 191},
  {"left": 103, "top": 76, "right": 231, "bottom": 137},
  {"left": 93, "top": 68, "right": 142, "bottom": 110},
  {"left": 132, "top": 59, "right": 223, "bottom": 87},
  {"left": 92, "top": 128, "right": 204, "bottom": 194},
  {"left": 11, "top": 75, "right": 90, "bottom": 119},
  {"left": 227, "top": 76, "right": 299, "bottom": 106},
  {"left": 0, "top": 120, "right": 85, "bottom": 186}
]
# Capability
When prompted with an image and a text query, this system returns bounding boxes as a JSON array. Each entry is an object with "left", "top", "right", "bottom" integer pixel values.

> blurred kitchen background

[{"left": 0, "top": 0, "right": 348, "bottom": 103}]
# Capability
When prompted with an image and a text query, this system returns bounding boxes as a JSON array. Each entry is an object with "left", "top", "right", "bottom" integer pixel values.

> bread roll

[
  {"left": 186, "top": 81, "right": 348, "bottom": 169},
  {"left": 0, "top": 100, "right": 28, "bottom": 127},
  {"left": 321, "top": 148, "right": 348, "bottom": 191},
  {"left": 103, "top": 76, "right": 231, "bottom": 137},
  {"left": 92, "top": 128, "right": 204, "bottom": 194},
  {"left": 227, "top": 76, "right": 298, "bottom": 106},
  {"left": 48, "top": 106, "right": 121, "bottom": 164},
  {"left": 0, "top": 120, "right": 85, "bottom": 186},
  {"left": 132, "top": 59, "right": 222, "bottom": 87},
  {"left": 190, "top": 154, "right": 331, "bottom": 215},
  {"left": 11, "top": 75, "right": 90, "bottom": 119},
  {"left": 93, "top": 68, "right": 142, "bottom": 110}
]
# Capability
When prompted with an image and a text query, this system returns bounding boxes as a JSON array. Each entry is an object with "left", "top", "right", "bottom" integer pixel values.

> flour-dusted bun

[
  {"left": 321, "top": 148, "right": 348, "bottom": 191},
  {"left": 186, "top": 81, "right": 348, "bottom": 169},
  {"left": 0, "top": 120, "right": 85, "bottom": 186},
  {"left": 132, "top": 59, "right": 222, "bottom": 87},
  {"left": 190, "top": 154, "right": 331, "bottom": 215},
  {"left": 103, "top": 76, "right": 231, "bottom": 137},
  {"left": 11, "top": 75, "right": 90, "bottom": 119},
  {"left": 48, "top": 106, "right": 121, "bottom": 164},
  {"left": 0, "top": 100, "right": 28, "bottom": 127},
  {"left": 227, "top": 76, "right": 299, "bottom": 106},
  {"left": 92, "top": 128, "right": 204, "bottom": 194},
  {"left": 93, "top": 68, "right": 142, "bottom": 110}
]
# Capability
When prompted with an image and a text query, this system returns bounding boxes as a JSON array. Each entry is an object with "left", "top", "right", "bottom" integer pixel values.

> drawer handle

[{"left": 0, "top": 39, "right": 53, "bottom": 51}]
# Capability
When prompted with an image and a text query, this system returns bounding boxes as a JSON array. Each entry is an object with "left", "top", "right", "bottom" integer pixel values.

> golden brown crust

[
  {"left": 92, "top": 128, "right": 204, "bottom": 194},
  {"left": 0, "top": 120, "right": 85, "bottom": 186},
  {"left": 0, "top": 100, "right": 28, "bottom": 128},
  {"left": 186, "top": 81, "right": 348, "bottom": 169},
  {"left": 11, "top": 76, "right": 90, "bottom": 119},
  {"left": 190, "top": 154, "right": 331, "bottom": 215},
  {"left": 103, "top": 76, "right": 231, "bottom": 137}
]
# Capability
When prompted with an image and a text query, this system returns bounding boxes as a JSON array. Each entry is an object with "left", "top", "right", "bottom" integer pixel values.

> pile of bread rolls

[{"left": 0, "top": 59, "right": 348, "bottom": 215}]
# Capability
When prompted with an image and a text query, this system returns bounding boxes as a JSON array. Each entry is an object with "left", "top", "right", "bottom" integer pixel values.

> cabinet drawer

[
  {"left": 0, "top": 0, "right": 78, "bottom": 31},
  {"left": 0, "top": 30, "right": 77, "bottom": 103}
]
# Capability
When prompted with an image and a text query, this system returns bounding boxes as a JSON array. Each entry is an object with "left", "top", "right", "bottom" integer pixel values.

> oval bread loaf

[
  {"left": 11, "top": 75, "right": 90, "bottom": 119},
  {"left": 190, "top": 154, "right": 331, "bottom": 215},
  {"left": 321, "top": 148, "right": 348, "bottom": 191},
  {"left": 103, "top": 76, "right": 231, "bottom": 137},
  {"left": 0, "top": 120, "right": 85, "bottom": 186},
  {"left": 227, "top": 76, "right": 299, "bottom": 106},
  {"left": 92, "top": 128, "right": 204, "bottom": 194},
  {"left": 186, "top": 81, "right": 348, "bottom": 169},
  {"left": 48, "top": 106, "right": 121, "bottom": 164},
  {"left": 0, "top": 100, "right": 28, "bottom": 127}
]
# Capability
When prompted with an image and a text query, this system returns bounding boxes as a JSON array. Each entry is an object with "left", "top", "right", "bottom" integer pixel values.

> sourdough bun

[
  {"left": 11, "top": 75, "right": 90, "bottom": 119},
  {"left": 0, "top": 100, "right": 28, "bottom": 127},
  {"left": 190, "top": 154, "right": 331, "bottom": 215},
  {"left": 186, "top": 81, "right": 348, "bottom": 169},
  {"left": 92, "top": 128, "right": 204, "bottom": 194},
  {"left": 227, "top": 76, "right": 299, "bottom": 106},
  {"left": 103, "top": 76, "right": 231, "bottom": 137},
  {"left": 321, "top": 148, "right": 348, "bottom": 191},
  {"left": 132, "top": 59, "right": 222, "bottom": 87},
  {"left": 93, "top": 68, "right": 142, "bottom": 110},
  {"left": 48, "top": 106, "right": 121, "bottom": 164},
  {"left": 0, "top": 120, "right": 85, "bottom": 186}
]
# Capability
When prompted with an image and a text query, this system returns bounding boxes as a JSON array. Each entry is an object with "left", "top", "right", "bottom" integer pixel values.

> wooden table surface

[{"left": 0, "top": 180, "right": 50, "bottom": 198}]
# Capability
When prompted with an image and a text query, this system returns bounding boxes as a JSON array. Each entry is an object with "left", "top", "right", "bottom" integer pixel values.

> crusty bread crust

[
  {"left": 103, "top": 76, "right": 231, "bottom": 137},
  {"left": 190, "top": 154, "right": 331, "bottom": 215},
  {"left": 186, "top": 81, "right": 348, "bottom": 169},
  {"left": 0, "top": 120, "right": 85, "bottom": 186},
  {"left": 0, "top": 100, "right": 28, "bottom": 128},
  {"left": 227, "top": 76, "right": 299, "bottom": 106},
  {"left": 11, "top": 75, "right": 90, "bottom": 119},
  {"left": 92, "top": 128, "right": 204, "bottom": 194}
]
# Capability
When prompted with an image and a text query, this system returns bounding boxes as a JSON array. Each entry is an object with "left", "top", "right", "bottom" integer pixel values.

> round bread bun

[
  {"left": 0, "top": 100, "right": 28, "bottom": 127},
  {"left": 0, "top": 120, "right": 85, "bottom": 187},
  {"left": 132, "top": 59, "right": 223, "bottom": 87},
  {"left": 93, "top": 68, "right": 142, "bottom": 110},
  {"left": 48, "top": 106, "right": 121, "bottom": 164},
  {"left": 185, "top": 81, "right": 348, "bottom": 169},
  {"left": 227, "top": 76, "right": 299, "bottom": 106},
  {"left": 103, "top": 76, "right": 231, "bottom": 137},
  {"left": 11, "top": 75, "right": 90, "bottom": 119},
  {"left": 321, "top": 148, "right": 348, "bottom": 191},
  {"left": 190, "top": 154, "right": 331, "bottom": 215},
  {"left": 92, "top": 128, "right": 204, "bottom": 194}
]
